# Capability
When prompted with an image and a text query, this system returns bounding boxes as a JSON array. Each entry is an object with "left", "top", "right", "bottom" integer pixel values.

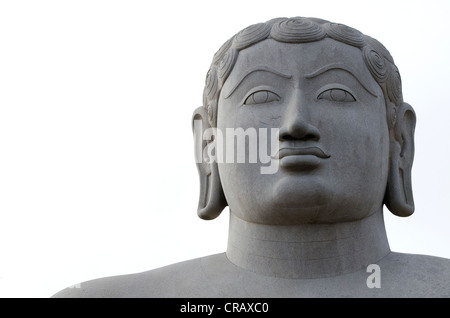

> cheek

[
  {"left": 217, "top": 101, "right": 235, "bottom": 129},
  {"left": 318, "top": 106, "right": 389, "bottom": 176}
]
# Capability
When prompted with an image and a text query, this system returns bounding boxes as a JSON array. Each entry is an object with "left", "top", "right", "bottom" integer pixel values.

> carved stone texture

[{"left": 53, "top": 17, "right": 450, "bottom": 298}]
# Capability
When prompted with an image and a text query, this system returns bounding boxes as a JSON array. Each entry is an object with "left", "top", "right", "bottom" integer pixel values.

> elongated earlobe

[
  {"left": 192, "top": 107, "right": 227, "bottom": 220},
  {"left": 384, "top": 102, "right": 416, "bottom": 217}
]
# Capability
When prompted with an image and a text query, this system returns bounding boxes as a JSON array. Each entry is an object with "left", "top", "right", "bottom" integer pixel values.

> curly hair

[{"left": 203, "top": 17, "right": 402, "bottom": 129}]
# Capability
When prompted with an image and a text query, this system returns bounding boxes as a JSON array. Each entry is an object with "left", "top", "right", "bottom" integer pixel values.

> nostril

[
  {"left": 280, "top": 134, "right": 294, "bottom": 141},
  {"left": 280, "top": 133, "right": 319, "bottom": 141},
  {"left": 304, "top": 133, "right": 319, "bottom": 141}
]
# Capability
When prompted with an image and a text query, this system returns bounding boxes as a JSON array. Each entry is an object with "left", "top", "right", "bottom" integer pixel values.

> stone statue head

[{"left": 192, "top": 17, "right": 416, "bottom": 225}]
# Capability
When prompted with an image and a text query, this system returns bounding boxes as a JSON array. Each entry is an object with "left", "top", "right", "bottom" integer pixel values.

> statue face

[{"left": 217, "top": 38, "right": 390, "bottom": 224}]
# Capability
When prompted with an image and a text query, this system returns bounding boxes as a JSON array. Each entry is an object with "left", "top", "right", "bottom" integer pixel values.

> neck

[{"left": 226, "top": 210, "right": 390, "bottom": 279}]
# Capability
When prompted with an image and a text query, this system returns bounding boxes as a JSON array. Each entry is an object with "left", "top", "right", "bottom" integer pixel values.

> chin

[
  {"left": 261, "top": 205, "right": 330, "bottom": 225},
  {"left": 273, "top": 178, "right": 328, "bottom": 205},
  {"left": 240, "top": 187, "right": 377, "bottom": 225},
  {"left": 246, "top": 204, "right": 375, "bottom": 225}
]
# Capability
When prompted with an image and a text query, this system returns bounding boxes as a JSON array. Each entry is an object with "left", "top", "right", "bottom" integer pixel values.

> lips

[
  {"left": 271, "top": 146, "right": 330, "bottom": 169},
  {"left": 272, "top": 146, "right": 331, "bottom": 159}
]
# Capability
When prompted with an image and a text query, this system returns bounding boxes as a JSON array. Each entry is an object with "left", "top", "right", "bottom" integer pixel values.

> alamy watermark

[
  {"left": 366, "top": 264, "right": 381, "bottom": 288},
  {"left": 193, "top": 120, "right": 280, "bottom": 174}
]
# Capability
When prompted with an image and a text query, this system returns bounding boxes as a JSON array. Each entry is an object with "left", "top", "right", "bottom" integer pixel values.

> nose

[{"left": 279, "top": 91, "right": 320, "bottom": 142}]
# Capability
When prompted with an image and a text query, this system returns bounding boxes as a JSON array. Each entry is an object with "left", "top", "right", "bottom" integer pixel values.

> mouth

[
  {"left": 272, "top": 146, "right": 330, "bottom": 169},
  {"left": 273, "top": 147, "right": 331, "bottom": 159}
]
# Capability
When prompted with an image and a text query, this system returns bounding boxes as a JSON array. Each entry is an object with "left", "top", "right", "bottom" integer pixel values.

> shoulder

[
  {"left": 51, "top": 251, "right": 450, "bottom": 298},
  {"left": 51, "top": 253, "right": 229, "bottom": 298},
  {"left": 380, "top": 252, "right": 450, "bottom": 275},
  {"left": 375, "top": 252, "right": 450, "bottom": 297}
]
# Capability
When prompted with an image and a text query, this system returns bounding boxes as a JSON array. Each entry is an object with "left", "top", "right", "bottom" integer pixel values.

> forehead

[{"left": 222, "top": 38, "right": 377, "bottom": 92}]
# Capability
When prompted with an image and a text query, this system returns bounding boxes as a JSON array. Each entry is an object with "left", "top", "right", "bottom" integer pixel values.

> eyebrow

[
  {"left": 305, "top": 63, "right": 377, "bottom": 97},
  {"left": 224, "top": 66, "right": 292, "bottom": 99}
]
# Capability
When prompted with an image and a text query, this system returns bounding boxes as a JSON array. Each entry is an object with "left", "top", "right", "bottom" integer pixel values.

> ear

[
  {"left": 192, "top": 107, "right": 227, "bottom": 220},
  {"left": 384, "top": 102, "right": 416, "bottom": 217}
]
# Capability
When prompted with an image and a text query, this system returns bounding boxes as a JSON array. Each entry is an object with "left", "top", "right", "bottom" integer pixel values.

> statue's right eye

[{"left": 244, "top": 90, "right": 280, "bottom": 105}]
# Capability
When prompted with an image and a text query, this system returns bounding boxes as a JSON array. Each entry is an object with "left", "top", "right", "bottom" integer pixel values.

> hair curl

[{"left": 202, "top": 17, "right": 402, "bottom": 129}]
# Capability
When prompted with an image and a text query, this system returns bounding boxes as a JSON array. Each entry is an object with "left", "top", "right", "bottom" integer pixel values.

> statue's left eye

[
  {"left": 244, "top": 90, "right": 280, "bottom": 105},
  {"left": 318, "top": 88, "right": 356, "bottom": 102}
]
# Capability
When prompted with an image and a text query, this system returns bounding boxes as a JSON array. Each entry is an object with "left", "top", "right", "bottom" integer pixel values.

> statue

[{"left": 53, "top": 17, "right": 450, "bottom": 297}]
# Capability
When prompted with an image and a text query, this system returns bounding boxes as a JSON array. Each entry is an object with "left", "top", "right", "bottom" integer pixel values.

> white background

[{"left": 0, "top": 0, "right": 449, "bottom": 297}]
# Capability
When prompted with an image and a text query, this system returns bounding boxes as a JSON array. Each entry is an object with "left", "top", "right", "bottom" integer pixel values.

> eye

[
  {"left": 317, "top": 88, "right": 356, "bottom": 102},
  {"left": 244, "top": 90, "right": 280, "bottom": 105}
]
